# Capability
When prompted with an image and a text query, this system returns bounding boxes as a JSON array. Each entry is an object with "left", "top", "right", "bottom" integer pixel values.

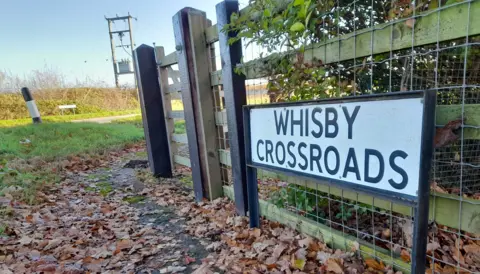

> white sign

[
  {"left": 248, "top": 97, "right": 425, "bottom": 198},
  {"left": 59, "top": 105, "right": 77, "bottom": 109}
]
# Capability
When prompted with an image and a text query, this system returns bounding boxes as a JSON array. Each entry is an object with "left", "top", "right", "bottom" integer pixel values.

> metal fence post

[
  {"left": 216, "top": 0, "right": 249, "bottom": 216},
  {"left": 173, "top": 8, "right": 223, "bottom": 201},
  {"left": 133, "top": 44, "right": 173, "bottom": 177}
]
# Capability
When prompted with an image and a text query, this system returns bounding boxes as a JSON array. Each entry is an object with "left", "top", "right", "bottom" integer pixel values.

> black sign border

[
  {"left": 243, "top": 90, "right": 436, "bottom": 273},
  {"left": 243, "top": 90, "right": 436, "bottom": 206}
]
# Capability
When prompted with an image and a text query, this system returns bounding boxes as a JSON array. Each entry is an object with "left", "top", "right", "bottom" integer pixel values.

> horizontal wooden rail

[
  {"left": 167, "top": 82, "right": 181, "bottom": 94},
  {"left": 158, "top": 51, "right": 178, "bottom": 67},
  {"left": 205, "top": 24, "right": 219, "bottom": 44},
  {"left": 241, "top": 1, "right": 480, "bottom": 80},
  {"left": 211, "top": 70, "right": 223, "bottom": 86},
  {"left": 214, "top": 110, "right": 228, "bottom": 126},
  {"left": 172, "top": 134, "right": 188, "bottom": 144},
  {"left": 223, "top": 185, "right": 411, "bottom": 273},
  {"left": 167, "top": 110, "right": 184, "bottom": 119},
  {"left": 219, "top": 149, "right": 231, "bottom": 167},
  {"left": 174, "top": 155, "right": 191, "bottom": 167}
]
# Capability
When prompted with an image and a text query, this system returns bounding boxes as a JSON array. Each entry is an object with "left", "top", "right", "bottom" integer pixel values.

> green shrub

[{"left": 0, "top": 88, "right": 139, "bottom": 120}]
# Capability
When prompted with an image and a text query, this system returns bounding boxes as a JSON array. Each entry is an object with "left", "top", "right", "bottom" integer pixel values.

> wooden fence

[{"left": 135, "top": 0, "right": 480, "bottom": 272}]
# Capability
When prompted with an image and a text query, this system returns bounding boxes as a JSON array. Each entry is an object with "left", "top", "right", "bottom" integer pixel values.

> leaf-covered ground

[{"left": 2, "top": 145, "right": 478, "bottom": 273}]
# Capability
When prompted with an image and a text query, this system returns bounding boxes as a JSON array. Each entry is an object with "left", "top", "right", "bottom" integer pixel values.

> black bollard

[{"left": 21, "top": 87, "right": 42, "bottom": 124}]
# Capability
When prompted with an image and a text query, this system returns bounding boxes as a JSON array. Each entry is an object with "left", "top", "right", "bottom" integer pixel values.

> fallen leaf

[
  {"left": 159, "top": 266, "right": 187, "bottom": 273},
  {"left": 405, "top": 18, "right": 415, "bottom": 28},
  {"left": 292, "top": 258, "right": 306, "bottom": 270},
  {"left": 317, "top": 251, "right": 331, "bottom": 264},
  {"left": 431, "top": 181, "right": 448, "bottom": 194},
  {"left": 0, "top": 265, "right": 13, "bottom": 274},
  {"left": 298, "top": 237, "right": 312, "bottom": 248},
  {"left": 18, "top": 236, "right": 33, "bottom": 245},
  {"left": 43, "top": 238, "right": 63, "bottom": 251},
  {"left": 401, "top": 249, "right": 411, "bottom": 263},
  {"left": 25, "top": 215, "right": 33, "bottom": 223},
  {"left": 382, "top": 229, "right": 391, "bottom": 239},
  {"left": 184, "top": 255, "right": 196, "bottom": 265},
  {"left": 326, "top": 258, "right": 344, "bottom": 274},
  {"left": 365, "top": 258, "right": 385, "bottom": 271},
  {"left": 351, "top": 241, "right": 360, "bottom": 252},
  {"left": 272, "top": 243, "right": 287, "bottom": 259},
  {"left": 191, "top": 264, "right": 214, "bottom": 274},
  {"left": 114, "top": 239, "right": 132, "bottom": 254},
  {"left": 464, "top": 244, "right": 480, "bottom": 254},
  {"left": 249, "top": 228, "right": 261, "bottom": 238},
  {"left": 35, "top": 264, "right": 57, "bottom": 272},
  {"left": 434, "top": 119, "right": 463, "bottom": 148},
  {"left": 427, "top": 242, "right": 441, "bottom": 253}
]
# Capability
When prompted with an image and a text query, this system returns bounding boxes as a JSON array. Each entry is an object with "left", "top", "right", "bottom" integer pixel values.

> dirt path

[
  {"left": 74, "top": 159, "right": 216, "bottom": 274},
  {"left": 1, "top": 149, "right": 220, "bottom": 274},
  {"left": 71, "top": 114, "right": 140, "bottom": 124}
]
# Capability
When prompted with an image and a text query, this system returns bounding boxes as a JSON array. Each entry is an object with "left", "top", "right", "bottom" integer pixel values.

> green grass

[
  {"left": 0, "top": 224, "right": 6, "bottom": 236},
  {"left": 174, "top": 120, "right": 186, "bottom": 134},
  {"left": 96, "top": 182, "right": 114, "bottom": 197},
  {"left": 0, "top": 122, "right": 144, "bottom": 160},
  {"left": 0, "top": 110, "right": 140, "bottom": 128},
  {"left": 123, "top": 195, "right": 146, "bottom": 204}
]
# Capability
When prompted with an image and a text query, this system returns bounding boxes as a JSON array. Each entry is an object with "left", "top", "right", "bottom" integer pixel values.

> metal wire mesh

[{"left": 230, "top": 0, "right": 480, "bottom": 272}]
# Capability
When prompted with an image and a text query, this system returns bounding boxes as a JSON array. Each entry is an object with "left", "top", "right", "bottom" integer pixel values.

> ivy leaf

[
  {"left": 305, "top": 10, "right": 313, "bottom": 28},
  {"left": 293, "top": 0, "right": 304, "bottom": 7},
  {"left": 273, "top": 16, "right": 283, "bottom": 25},
  {"left": 263, "top": 9, "right": 271, "bottom": 17},
  {"left": 445, "top": 0, "right": 459, "bottom": 5},
  {"left": 290, "top": 22, "right": 305, "bottom": 32}
]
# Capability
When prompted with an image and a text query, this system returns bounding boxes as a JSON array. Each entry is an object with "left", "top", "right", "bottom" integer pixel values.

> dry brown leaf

[
  {"left": 431, "top": 181, "right": 448, "bottom": 194},
  {"left": 250, "top": 228, "right": 261, "bottom": 238},
  {"left": 427, "top": 242, "right": 441, "bottom": 253},
  {"left": 272, "top": 243, "right": 287, "bottom": 259},
  {"left": 351, "top": 241, "right": 360, "bottom": 253},
  {"left": 405, "top": 18, "right": 415, "bottom": 28},
  {"left": 18, "top": 236, "right": 33, "bottom": 245},
  {"left": 35, "top": 264, "right": 57, "bottom": 272},
  {"left": 326, "top": 258, "right": 344, "bottom": 274},
  {"left": 114, "top": 239, "right": 133, "bottom": 255},
  {"left": 382, "top": 229, "right": 391, "bottom": 239},
  {"left": 25, "top": 214, "right": 33, "bottom": 223},
  {"left": 464, "top": 244, "right": 480, "bottom": 254},
  {"left": 298, "top": 237, "right": 312, "bottom": 248},
  {"left": 191, "top": 264, "right": 214, "bottom": 274},
  {"left": 364, "top": 258, "right": 385, "bottom": 271},
  {"left": 43, "top": 238, "right": 63, "bottom": 251},
  {"left": 434, "top": 119, "right": 463, "bottom": 148},
  {"left": 317, "top": 251, "right": 331, "bottom": 264},
  {"left": 400, "top": 249, "right": 411, "bottom": 263}
]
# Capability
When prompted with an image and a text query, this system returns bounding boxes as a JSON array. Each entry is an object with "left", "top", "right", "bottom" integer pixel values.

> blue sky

[{"left": 0, "top": 0, "right": 229, "bottom": 87}]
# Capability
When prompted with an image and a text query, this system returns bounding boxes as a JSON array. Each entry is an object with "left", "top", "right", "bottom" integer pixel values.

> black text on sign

[{"left": 248, "top": 98, "right": 425, "bottom": 198}]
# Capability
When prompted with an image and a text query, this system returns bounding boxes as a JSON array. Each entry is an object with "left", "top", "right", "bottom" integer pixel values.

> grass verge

[
  {"left": 0, "top": 122, "right": 144, "bottom": 160},
  {"left": 0, "top": 121, "right": 144, "bottom": 204},
  {"left": 0, "top": 109, "right": 140, "bottom": 128}
]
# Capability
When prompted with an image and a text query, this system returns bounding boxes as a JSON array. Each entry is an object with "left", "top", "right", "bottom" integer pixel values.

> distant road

[{"left": 72, "top": 114, "right": 140, "bottom": 124}]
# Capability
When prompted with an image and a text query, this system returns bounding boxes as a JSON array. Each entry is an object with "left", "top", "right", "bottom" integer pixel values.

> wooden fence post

[
  {"left": 133, "top": 44, "right": 173, "bottom": 177},
  {"left": 173, "top": 8, "right": 223, "bottom": 200},
  {"left": 216, "top": 0, "right": 249, "bottom": 216},
  {"left": 155, "top": 46, "right": 176, "bottom": 175}
]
